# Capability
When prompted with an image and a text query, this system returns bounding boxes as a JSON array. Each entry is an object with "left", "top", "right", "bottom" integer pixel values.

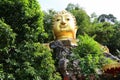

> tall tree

[
  {"left": 0, "top": 0, "right": 61, "bottom": 80},
  {"left": 0, "top": 0, "right": 46, "bottom": 43},
  {"left": 98, "top": 14, "right": 116, "bottom": 23},
  {"left": 43, "top": 9, "right": 56, "bottom": 42},
  {"left": 65, "top": 3, "right": 80, "bottom": 11},
  {"left": 92, "top": 14, "right": 119, "bottom": 54},
  {"left": 66, "top": 3, "right": 92, "bottom": 36}
]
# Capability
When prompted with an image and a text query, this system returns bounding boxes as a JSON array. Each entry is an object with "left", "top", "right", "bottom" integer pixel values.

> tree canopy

[{"left": 0, "top": 0, "right": 61, "bottom": 80}]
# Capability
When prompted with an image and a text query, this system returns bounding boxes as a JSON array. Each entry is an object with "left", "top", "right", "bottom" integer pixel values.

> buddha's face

[
  {"left": 52, "top": 11, "right": 76, "bottom": 32},
  {"left": 52, "top": 10, "right": 77, "bottom": 41}
]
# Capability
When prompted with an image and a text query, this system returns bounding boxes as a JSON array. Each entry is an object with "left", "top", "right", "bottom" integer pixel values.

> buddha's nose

[
  {"left": 61, "top": 22, "right": 66, "bottom": 25},
  {"left": 61, "top": 17, "right": 66, "bottom": 25}
]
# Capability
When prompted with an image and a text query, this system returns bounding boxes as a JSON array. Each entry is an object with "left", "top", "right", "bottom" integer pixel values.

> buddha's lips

[{"left": 60, "top": 25, "right": 67, "bottom": 28}]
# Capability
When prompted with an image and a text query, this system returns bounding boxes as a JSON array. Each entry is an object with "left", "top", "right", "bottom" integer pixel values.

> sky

[{"left": 38, "top": 0, "right": 120, "bottom": 20}]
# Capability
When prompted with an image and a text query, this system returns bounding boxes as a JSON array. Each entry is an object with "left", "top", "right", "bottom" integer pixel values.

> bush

[{"left": 72, "top": 34, "right": 112, "bottom": 79}]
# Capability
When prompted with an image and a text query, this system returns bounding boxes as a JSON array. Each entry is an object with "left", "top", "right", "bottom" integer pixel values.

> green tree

[
  {"left": 43, "top": 9, "right": 56, "bottom": 42},
  {"left": 98, "top": 14, "right": 116, "bottom": 23},
  {"left": 0, "top": 0, "right": 61, "bottom": 80},
  {"left": 91, "top": 14, "right": 119, "bottom": 54},
  {"left": 0, "top": 0, "right": 46, "bottom": 43},
  {"left": 109, "top": 21, "right": 120, "bottom": 54},
  {"left": 88, "top": 13, "right": 117, "bottom": 55},
  {"left": 65, "top": 3, "right": 80, "bottom": 11},
  {"left": 71, "top": 9, "right": 92, "bottom": 35},
  {"left": 90, "top": 22, "right": 115, "bottom": 45},
  {"left": 66, "top": 3, "right": 92, "bottom": 36}
]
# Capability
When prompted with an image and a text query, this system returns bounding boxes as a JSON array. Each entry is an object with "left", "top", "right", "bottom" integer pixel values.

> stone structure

[
  {"left": 50, "top": 10, "right": 81, "bottom": 80},
  {"left": 50, "top": 40, "right": 81, "bottom": 80}
]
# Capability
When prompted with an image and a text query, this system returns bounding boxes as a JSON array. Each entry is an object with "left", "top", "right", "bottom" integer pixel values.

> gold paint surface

[{"left": 52, "top": 10, "right": 78, "bottom": 46}]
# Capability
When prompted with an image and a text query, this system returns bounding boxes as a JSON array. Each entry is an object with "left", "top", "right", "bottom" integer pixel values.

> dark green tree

[
  {"left": 0, "top": 0, "right": 46, "bottom": 43},
  {"left": 43, "top": 9, "right": 56, "bottom": 42},
  {"left": 65, "top": 3, "right": 80, "bottom": 11},
  {"left": 98, "top": 14, "right": 116, "bottom": 23},
  {"left": 88, "top": 13, "right": 118, "bottom": 55},
  {"left": 0, "top": 0, "right": 61, "bottom": 80},
  {"left": 90, "top": 22, "right": 115, "bottom": 45},
  {"left": 109, "top": 21, "right": 120, "bottom": 54}
]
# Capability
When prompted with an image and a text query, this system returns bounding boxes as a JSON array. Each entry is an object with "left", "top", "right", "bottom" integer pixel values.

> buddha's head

[{"left": 52, "top": 10, "right": 77, "bottom": 40}]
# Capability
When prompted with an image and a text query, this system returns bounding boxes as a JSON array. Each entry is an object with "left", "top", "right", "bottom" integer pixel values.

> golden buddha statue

[{"left": 52, "top": 10, "right": 78, "bottom": 46}]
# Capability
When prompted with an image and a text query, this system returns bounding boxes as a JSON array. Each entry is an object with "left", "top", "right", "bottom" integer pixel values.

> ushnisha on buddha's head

[{"left": 52, "top": 10, "right": 78, "bottom": 41}]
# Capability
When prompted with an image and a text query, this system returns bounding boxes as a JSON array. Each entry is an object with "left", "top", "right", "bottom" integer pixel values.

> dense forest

[{"left": 0, "top": 0, "right": 120, "bottom": 80}]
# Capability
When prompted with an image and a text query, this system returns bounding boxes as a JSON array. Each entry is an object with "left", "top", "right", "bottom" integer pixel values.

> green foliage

[
  {"left": 0, "top": 20, "right": 16, "bottom": 49},
  {"left": 91, "top": 14, "right": 120, "bottom": 55},
  {"left": 0, "top": 0, "right": 46, "bottom": 43},
  {"left": 74, "top": 34, "right": 102, "bottom": 57},
  {"left": 43, "top": 10, "right": 56, "bottom": 42},
  {"left": 0, "top": 0, "right": 61, "bottom": 80},
  {"left": 0, "top": 42, "right": 61, "bottom": 80},
  {"left": 90, "top": 22, "right": 115, "bottom": 45},
  {"left": 109, "top": 22, "right": 120, "bottom": 54},
  {"left": 66, "top": 3, "right": 92, "bottom": 35},
  {"left": 98, "top": 14, "right": 116, "bottom": 23},
  {"left": 72, "top": 9, "right": 93, "bottom": 36},
  {"left": 72, "top": 34, "right": 112, "bottom": 78},
  {"left": 65, "top": 3, "right": 80, "bottom": 11}
]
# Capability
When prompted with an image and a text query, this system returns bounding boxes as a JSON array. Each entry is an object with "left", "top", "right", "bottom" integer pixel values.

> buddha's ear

[
  {"left": 75, "top": 26, "right": 78, "bottom": 29},
  {"left": 74, "top": 26, "right": 78, "bottom": 32},
  {"left": 73, "top": 26, "right": 78, "bottom": 39}
]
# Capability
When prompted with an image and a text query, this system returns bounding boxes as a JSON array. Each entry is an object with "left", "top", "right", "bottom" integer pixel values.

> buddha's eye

[
  {"left": 56, "top": 19, "right": 60, "bottom": 21},
  {"left": 66, "top": 18, "right": 70, "bottom": 21}
]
